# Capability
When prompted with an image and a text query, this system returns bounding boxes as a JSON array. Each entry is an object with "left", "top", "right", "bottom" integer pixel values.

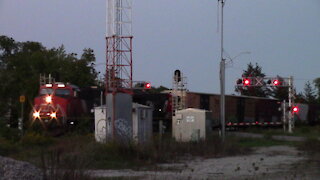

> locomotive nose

[
  {"left": 45, "top": 95, "right": 52, "bottom": 104},
  {"left": 33, "top": 111, "right": 40, "bottom": 119},
  {"left": 50, "top": 112, "right": 57, "bottom": 119}
]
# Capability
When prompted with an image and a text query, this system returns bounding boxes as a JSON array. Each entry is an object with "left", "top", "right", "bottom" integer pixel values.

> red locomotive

[{"left": 31, "top": 82, "right": 88, "bottom": 129}]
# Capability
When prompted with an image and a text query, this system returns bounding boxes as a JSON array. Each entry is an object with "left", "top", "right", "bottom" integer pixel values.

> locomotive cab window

[
  {"left": 40, "top": 88, "right": 53, "bottom": 95},
  {"left": 55, "top": 89, "right": 71, "bottom": 96},
  {"left": 73, "top": 90, "right": 78, "bottom": 97}
]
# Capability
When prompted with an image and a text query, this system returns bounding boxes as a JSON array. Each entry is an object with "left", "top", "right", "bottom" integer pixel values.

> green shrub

[
  {"left": 298, "top": 138, "right": 320, "bottom": 153},
  {"left": 0, "top": 137, "right": 17, "bottom": 156},
  {"left": 74, "top": 116, "right": 94, "bottom": 135},
  {"left": 0, "top": 120, "right": 20, "bottom": 142},
  {"left": 81, "top": 134, "right": 252, "bottom": 169},
  {"left": 40, "top": 149, "right": 92, "bottom": 180},
  {"left": 21, "top": 132, "right": 53, "bottom": 146}
]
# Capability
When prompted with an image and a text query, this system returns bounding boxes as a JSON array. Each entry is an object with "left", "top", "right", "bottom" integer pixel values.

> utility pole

[
  {"left": 219, "top": 0, "right": 226, "bottom": 141},
  {"left": 282, "top": 100, "right": 286, "bottom": 132},
  {"left": 288, "top": 76, "right": 293, "bottom": 133}
]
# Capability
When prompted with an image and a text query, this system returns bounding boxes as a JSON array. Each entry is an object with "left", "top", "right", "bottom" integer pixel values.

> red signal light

[
  {"left": 273, "top": 80, "right": 280, "bottom": 86},
  {"left": 144, "top": 83, "right": 151, "bottom": 89},
  {"left": 243, "top": 79, "right": 250, "bottom": 86},
  {"left": 292, "top": 106, "right": 299, "bottom": 113}
]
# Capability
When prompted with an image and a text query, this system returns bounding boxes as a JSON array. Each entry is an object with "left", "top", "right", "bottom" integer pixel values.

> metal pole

[
  {"left": 288, "top": 76, "right": 293, "bottom": 133},
  {"left": 282, "top": 100, "right": 286, "bottom": 132},
  {"left": 100, "top": 90, "right": 103, "bottom": 106},
  {"left": 19, "top": 102, "right": 24, "bottom": 136},
  {"left": 159, "top": 120, "right": 163, "bottom": 140},
  {"left": 291, "top": 77, "right": 295, "bottom": 130},
  {"left": 112, "top": 91, "right": 116, "bottom": 140},
  {"left": 219, "top": 0, "right": 226, "bottom": 141}
]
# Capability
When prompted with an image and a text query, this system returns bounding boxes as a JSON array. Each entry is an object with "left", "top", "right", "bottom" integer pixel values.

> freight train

[
  {"left": 186, "top": 92, "right": 320, "bottom": 127},
  {"left": 133, "top": 91, "right": 314, "bottom": 132},
  {"left": 187, "top": 92, "right": 283, "bottom": 128},
  {"left": 31, "top": 83, "right": 318, "bottom": 132},
  {"left": 131, "top": 90, "right": 316, "bottom": 131}
]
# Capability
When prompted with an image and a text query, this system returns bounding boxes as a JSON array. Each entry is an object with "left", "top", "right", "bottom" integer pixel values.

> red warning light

[
  {"left": 273, "top": 80, "right": 280, "bottom": 86},
  {"left": 292, "top": 106, "right": 299, "bottom": 113},
  {"left": 144, "top": 83, "right": 151, "bottom": 89},
  {"left": 243, "top": 79, "right": 250, "bottom": 86}
]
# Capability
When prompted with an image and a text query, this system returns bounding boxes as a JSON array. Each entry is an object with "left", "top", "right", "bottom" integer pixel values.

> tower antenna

[{"left": 106, "top": 0, "right": 133, "bottom": 93}]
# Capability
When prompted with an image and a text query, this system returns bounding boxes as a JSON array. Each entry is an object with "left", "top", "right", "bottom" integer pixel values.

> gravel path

[
  {"left": 89, "top": 145, "right": 320, "bottom": 180},
  {"left": 0, "top": 156, "right": 42, "bottom": 180}
]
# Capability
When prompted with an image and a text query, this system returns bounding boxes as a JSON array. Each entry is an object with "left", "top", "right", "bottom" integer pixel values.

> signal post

[
  {"left": 236, "top": 76, "right": 297, "bottom": 133},
  {"left": 19, "top": 95, "right": 25, "bottom": 136}
]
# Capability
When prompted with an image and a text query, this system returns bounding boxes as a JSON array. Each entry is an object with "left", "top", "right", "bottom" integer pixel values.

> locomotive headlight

[
  {"left": 50, "top": 112, "right": 57, "bottom": 119},
  {"left": 33, "top": 111, "right": 40, "bottom": 119},
  {"left": 45, "top": 95, "right": 52, "bottom": 104}
]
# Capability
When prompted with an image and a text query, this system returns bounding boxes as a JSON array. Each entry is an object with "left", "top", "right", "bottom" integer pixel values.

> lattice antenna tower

[{"left": 106, "top": 0, "right": 133, "bottom": 93}]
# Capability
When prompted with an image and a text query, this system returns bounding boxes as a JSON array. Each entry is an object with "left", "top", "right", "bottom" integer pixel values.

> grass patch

[
  {"left": 0, "top": 137, "right": 18, "bottom": 156},
  {"left": 92, "top": 177, "right": 142, "bottom": 180},
  {"left": 297, "top": 138, "right": 320, "bottom": 153},
  {"left": 82, "top": 133, "right": 252, "bottom": 169},
  {"left": 241, "top": 125, "right": 320, "bottom": 139},
  {"left": 1, "top": 128, "right": 311, "bottom": 179},
  {"left": 1, "top": 132, "right": 253, "bottom": 170},
  {"left": 2, "top": 131, "right": 301, "bottom": 171},
  {"left": 231, "top": 136, "right": 300, "bottom": 148}
]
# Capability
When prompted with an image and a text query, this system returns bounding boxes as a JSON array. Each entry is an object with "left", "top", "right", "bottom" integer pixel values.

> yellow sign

[{"left": 19, "top": 95, "right": 25, "bottom": 103}]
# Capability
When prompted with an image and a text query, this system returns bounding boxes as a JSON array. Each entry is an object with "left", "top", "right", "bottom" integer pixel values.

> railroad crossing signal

[
  {"left": 292, "top": 106, "right": 299, "bottom": 113},
  {"left": 273, "top": 79, "right": 280, "bottom": 86},
  {"left": 144, "top": 82, "right": 151, "bottom": 89},
  {"left": 236, "top": 76, "right": 296, "bottom": 133},
  {"left": 267, "top": 79, "right": 281, "bottom": 86},
  {"left": 243, "top": 79, "right": 251, "bottom": 86},
  {"left": 134, "top": 81, "right": 152, "bottom": 90},
  {"left": 236, "top": 77, "right": 287, "bottom": 87}
]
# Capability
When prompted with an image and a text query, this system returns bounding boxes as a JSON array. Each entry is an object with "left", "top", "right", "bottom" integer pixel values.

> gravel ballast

[{"left": 0, "top": 156, "right": 42, "bottom": 180}]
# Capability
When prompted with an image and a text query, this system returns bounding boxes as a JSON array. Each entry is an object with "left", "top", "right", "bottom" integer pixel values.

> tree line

[{"left": 0, "top": 35, "right": 99, "bottom": 125}]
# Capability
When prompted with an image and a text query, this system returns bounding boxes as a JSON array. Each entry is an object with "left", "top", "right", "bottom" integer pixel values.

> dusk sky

[{"left": 1, "top": 0, "right": 319, "bottom": 95}]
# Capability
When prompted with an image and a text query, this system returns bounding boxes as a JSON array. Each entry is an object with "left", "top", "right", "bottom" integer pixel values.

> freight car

[
  {"left": 186, "top": 92, "right": 283, "bottom": 128},
  {"left": 133, "top": 91, "right": 283, "bottom": 132},
  {"left": 133, "top": 91, "right": 172, "bottom": 132}
]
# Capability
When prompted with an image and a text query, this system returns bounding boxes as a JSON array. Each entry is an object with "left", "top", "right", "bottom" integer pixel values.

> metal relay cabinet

[
  {"left": 173, "top": 108, "right": 212, "bottom": 142},
  {"left": 94, "top": 102, "right": 153, "bottom": 144},
  {"left": 94, "top": 106, "right": 107, "bottom": 143},
  {"left": 132, "top": 103, "right": 153, "bottom": 144}
]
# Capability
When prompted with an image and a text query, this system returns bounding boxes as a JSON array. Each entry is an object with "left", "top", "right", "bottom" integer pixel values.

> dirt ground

[{"left": 89, "top": 145, "right": 320, "bottom": 180}]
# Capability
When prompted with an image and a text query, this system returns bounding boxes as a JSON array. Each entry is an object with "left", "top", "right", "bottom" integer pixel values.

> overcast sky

[{"left": 1, "top": 0, "right": 319, "bottom": 94}]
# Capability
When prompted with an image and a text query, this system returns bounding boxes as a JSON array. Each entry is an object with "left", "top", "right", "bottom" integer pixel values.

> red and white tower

[
  {"left": 105, "top": 0, "right": 134, "bottom": 142},
  {"left": 106, "top": 0, "right": 133, "bottom": 93}
]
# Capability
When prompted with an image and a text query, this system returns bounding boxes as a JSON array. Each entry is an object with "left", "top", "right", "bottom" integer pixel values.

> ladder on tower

[{"left": 172, "top": 70, "right": 188, "bottom": 116}]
